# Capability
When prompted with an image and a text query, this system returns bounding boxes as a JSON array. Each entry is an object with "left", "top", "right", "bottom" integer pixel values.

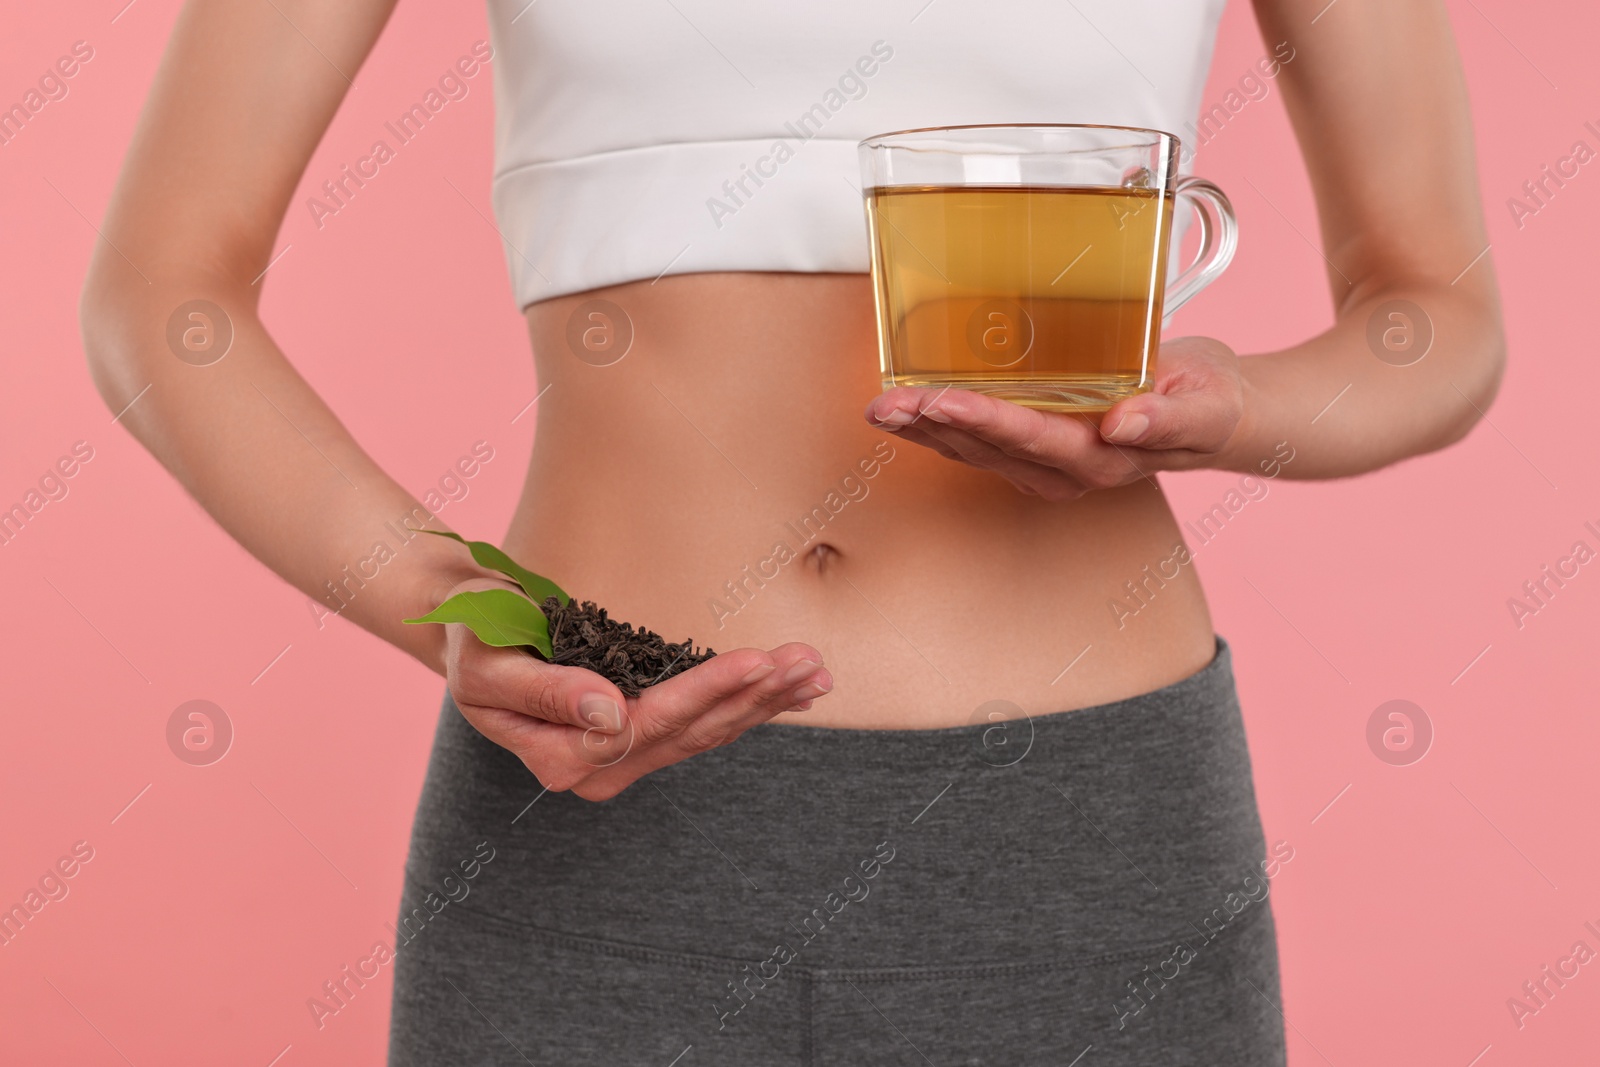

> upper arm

[
  {"left": 90, "top": 0, "right": 397, "bottom": 290},
  {"left": 1251, "top": 0, "right": 1496, "bottom": 309}
]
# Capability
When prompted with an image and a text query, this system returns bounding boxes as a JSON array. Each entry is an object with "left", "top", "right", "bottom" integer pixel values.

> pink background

[{"left": 2, "top": 1, "right": 1596, "bottom": 1063}]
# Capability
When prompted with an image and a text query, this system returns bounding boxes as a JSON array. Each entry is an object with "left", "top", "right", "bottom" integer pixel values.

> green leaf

[
  {"left": 403, "top": 588, "right": 553, "bottom": 659},
  {"left": 410, "top": 528, "right": 570, "bottom": 606}
]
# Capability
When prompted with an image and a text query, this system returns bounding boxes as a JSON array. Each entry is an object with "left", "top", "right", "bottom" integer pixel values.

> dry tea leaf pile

[{"left": 540, "top": 597, "right": 716, "bottom": 696}]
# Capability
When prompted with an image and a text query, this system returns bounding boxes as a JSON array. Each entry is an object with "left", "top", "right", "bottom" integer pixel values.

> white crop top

[{"left": 485, "top": 0, "right": 1227, "bottom": 308}]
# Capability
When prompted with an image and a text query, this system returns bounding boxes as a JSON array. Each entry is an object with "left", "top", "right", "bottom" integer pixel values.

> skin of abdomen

[{"left": 505, "top": 272, "right": 1216, "bottom": 728}]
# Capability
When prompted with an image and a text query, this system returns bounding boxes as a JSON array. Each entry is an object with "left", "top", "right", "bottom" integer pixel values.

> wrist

[
  {"left": 406, "top": 543, "right": 509, "bottom": 677},
  {"left": 1212, "top": 359, "right": 1275, "bottom": 474}
]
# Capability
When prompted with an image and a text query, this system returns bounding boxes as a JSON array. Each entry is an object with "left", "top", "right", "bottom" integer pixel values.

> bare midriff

[{"left": 503, "top": 272, "right": 1216, "bottom": 729}]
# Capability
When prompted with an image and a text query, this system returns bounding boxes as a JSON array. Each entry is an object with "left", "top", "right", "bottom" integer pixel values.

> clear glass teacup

[{"left": 858, "top": 123, "right": 1238, "bottom": 411}]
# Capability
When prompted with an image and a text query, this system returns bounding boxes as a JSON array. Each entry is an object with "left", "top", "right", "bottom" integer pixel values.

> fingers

[
  {"left": 865, "top": 355, "right": 1241, "bottom": 492},
  {"left": 882, "top": 422, "right": 966, "bottom": 462},
  {"left": 863, "top": 385, "right": 945, "bottom": 428},
  {"left": 892, "top": 418, "right": 1109, "bottom": 500},
  {"left": 1100, "top": 397, "right": 1173, "bottom": 449},
  {"left": 871, "top": 387, "right": 1099, "bottom": 465},
  {"left": 449, "top": 637, "right": 628, "bottom": 733},
  {"left": 631, "top": 642, "right": 826, "bottom": 744},
  {"left": 452, "top": 619, "right": 834, "bottom": 801},
  {"left": 734, "top": 643, "right": 834, "bottom": 715},
  {"left": 868, "top": 386, "right": 1130, "bottom": 496},
  {"left": 1099, "top": 389, "right": 1237, "bottom": 453},
  {"left": 562, "top": 643, "right": 832, "bottom": 801},
  {"left": 1099, "top": 337, "right": 1243, "bottom": 453}
]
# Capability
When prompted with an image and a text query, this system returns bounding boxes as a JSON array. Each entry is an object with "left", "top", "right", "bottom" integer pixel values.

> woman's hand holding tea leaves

[
  {"left": 404, "top": 531, "right": 830, "bottom": 801},
  {"left": 442, "top": 598, "right": 830, "bottom": 801},
  {"left": 863, "top": 336, "right": 1247, "bottom": 501}
]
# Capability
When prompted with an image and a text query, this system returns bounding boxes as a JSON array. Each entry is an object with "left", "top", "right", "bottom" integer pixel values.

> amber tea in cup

[{"left": 859, "top": 125, "right": 1237, "bottom": 411}]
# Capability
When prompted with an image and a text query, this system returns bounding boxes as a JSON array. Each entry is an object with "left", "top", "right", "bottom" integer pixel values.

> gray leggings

[{"left": 388, "top": 636, "right": 1286, "bottom": 1066}]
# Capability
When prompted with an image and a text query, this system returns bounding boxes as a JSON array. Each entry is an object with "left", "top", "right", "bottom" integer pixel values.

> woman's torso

[
  {"left": 503, "top": 273, "right": 1215, "bottom": 728},
  {"left": 489, "top": 0, "right": 1227, "bottom": 727}
]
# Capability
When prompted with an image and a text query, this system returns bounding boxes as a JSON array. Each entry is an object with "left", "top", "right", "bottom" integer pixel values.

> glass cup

[{"left": 858, "top": 123, "right": 1238, "bottom": 412}]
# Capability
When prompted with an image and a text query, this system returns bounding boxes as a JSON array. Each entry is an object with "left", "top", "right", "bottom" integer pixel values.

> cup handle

[{"left": 1162, "top": 176, "right": 1238, "bottom": 324}]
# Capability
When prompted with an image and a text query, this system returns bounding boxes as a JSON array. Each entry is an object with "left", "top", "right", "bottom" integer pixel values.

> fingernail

[
  {"left": 919, "top": 404, "right": 952, "bottom": 423},
  {"left": 875, "top": 409, "right": 915, "bottom": 427},
  {"left": 793, "top": 699, "right": 815, "bottom": 711},
  {"left": 792, "top": 678, "right": 832, "bottom": 701},
  {"left": 781, "top": 658, "right": 822, "bottom": 685},
  {"left": 578, "top": 695, "right": 623, "bottom": 733},
  {"left": 741, "top": 662, "right": 777, "bottom": 685},
  {"left": 1103, "top": 412, "right": 1150, "bottom": 443},
  {"left": 805, "top": 668, "right": 833, "bottom": 693}
]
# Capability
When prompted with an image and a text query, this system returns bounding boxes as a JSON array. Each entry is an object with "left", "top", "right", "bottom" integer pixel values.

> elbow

[
  {"left": 79, "top": 269, "right": 146, "bottom": 417},
  {"left": 80, "top": 253, "right": 252, "bottom": 412},
  {"left": 1433, "top": 318, "right": 1507, "bottom": 451}
]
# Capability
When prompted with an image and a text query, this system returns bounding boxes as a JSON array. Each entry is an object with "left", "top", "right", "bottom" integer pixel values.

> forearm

[
  {"left": 82, "top": 262, "right": 494, "bottom": 675},
  {"left": 1221, "top": 0, "right": 1507, "bottom": 480},
  {"left": 1217, "top": 276, "right": 1506, "bottom": 479}
]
